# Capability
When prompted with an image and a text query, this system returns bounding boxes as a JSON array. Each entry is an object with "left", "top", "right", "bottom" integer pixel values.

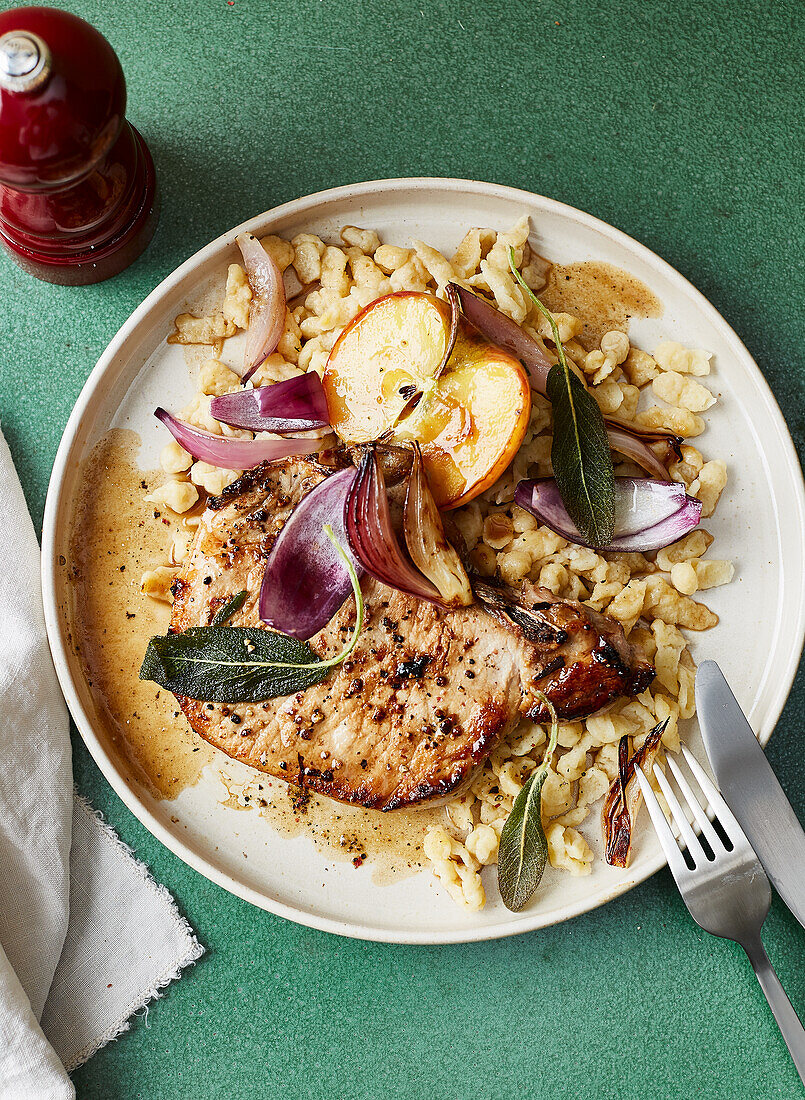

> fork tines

[{"left": 634, "top": 745, "right": 748, "bottom": 878}]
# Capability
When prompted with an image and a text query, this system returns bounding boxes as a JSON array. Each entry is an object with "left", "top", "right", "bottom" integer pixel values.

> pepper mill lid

[
  {"left": 0, "top": 30, "right": 51, "bottom": 92},
  {"left": 0, "top": 7, "right": 158, "bottom": 285}
]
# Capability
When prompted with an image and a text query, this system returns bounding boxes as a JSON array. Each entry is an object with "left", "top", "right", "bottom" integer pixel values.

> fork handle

[{"left": 743, "top": 935, "right": 805, "bottom": 1085}]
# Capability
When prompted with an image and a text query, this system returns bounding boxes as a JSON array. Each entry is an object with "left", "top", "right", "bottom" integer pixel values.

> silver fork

[{"left": 635, "top": 745, "right": 805, "bottom": 1085}]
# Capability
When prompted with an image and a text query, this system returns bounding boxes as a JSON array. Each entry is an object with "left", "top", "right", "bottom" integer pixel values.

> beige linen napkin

[{"left": 0, "top": 429, "right": 203, "bottom": 1097}]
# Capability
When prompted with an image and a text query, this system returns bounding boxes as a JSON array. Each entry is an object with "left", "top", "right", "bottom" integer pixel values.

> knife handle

[{"left": 743, "top": 935, "right": 805, "bottom": 1085}]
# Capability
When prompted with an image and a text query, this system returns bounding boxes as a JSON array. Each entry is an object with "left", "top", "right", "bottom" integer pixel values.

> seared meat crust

[
  {"left": 473, "top": 582, "right": 654, "bottom": 721},
  {"left": 170, "top": 459, "right": 653, "bottom": 810}
]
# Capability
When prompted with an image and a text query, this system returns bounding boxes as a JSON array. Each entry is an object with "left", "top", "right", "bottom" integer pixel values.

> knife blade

[{"left": 697, "top": 659, "right": 805, "bottom": 931}]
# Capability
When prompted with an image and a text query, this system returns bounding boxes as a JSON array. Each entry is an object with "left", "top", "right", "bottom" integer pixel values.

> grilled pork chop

[{"left": 170, "top": 458, "right": 653, "bottom": 810}]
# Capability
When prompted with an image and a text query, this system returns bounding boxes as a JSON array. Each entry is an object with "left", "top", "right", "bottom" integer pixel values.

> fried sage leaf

[
  {"left": 140, "top": 527, "right": 363, "bottom": 704},
  {"left": 139, "top": 625, "right": 330, "bottom": 703},
  {"left": 508, "top": 249, "right": 616, "bottom": 547},
  {"left": 211, "top": 590, "right": 248, "bottom": 626},
  {"left": 497, "top": 692, "right": 559, "bottom": 912}
]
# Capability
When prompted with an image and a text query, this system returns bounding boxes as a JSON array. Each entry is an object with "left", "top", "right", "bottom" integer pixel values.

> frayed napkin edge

[{"left": 62, "top": 793, "right": 205, "bottom": 1073}]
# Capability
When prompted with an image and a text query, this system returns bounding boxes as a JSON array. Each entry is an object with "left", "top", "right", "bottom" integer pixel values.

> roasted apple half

[
  {"left": 323, "top": 292, "right": 452, "bottom": 444},
  {"left": 323, "top": 291, "right": 531, "bottom": 508}
]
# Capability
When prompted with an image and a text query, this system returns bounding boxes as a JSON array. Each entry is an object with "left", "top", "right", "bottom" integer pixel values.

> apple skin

[
  {"left": 392, "top": 317, "right": 531, "bottom": 508},
  {"left": 322, "top": 291, "right": 531, "bottom": 509}
]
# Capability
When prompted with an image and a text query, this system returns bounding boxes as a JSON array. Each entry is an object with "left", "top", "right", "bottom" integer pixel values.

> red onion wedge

[
  {"left": 403, "top": 443, "right": 472, "bottom": 607},
  {"left": 210, "top": 374, "right": 331, "bottom": 434},
  {"left": 154, "top": 408, "right": 330, "bottom": 469},
  {"left": 452, "top": 283, "right": 552, "bottom": 392},
  {"left": 259, "top": 467, "right": 362, "bottom": 639},
  {"left": 345, "top": 447, "right": 441, "bottom": 602},
  {"left": 236, "top": 232, "right": 286, "bottom": 383},
  {"left": 603, "top": 723, "right": 667, "bottom": 868},
  {"left": 605, "top": 418, "right": 683, "bottom": 479},
  {"left": 514, "top": 476, "right": 702, "bottom": 552}
]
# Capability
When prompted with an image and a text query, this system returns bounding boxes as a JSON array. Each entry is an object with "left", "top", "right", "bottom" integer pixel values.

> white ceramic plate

[{"left": 42, "top": 178, "right": 805, "bottom": 943}]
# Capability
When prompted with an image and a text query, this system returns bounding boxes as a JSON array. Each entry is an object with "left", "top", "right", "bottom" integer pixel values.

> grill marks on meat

[{"left": 170, "top": 459, "right": 654, "bottom": 810}]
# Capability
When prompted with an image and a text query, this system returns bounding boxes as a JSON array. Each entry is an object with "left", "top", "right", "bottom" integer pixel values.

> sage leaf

[
  {"left": 140, "top": 526, "right": 364, "bottom": 704},
  {"left": 546, "top": 365, "right": 616, "bottom": 546},
  {"left": 139, "top": 625, "right": 331, "bottom": 703},
  {"left": 211, "top": 590, "right": 247, "bottom": 626},
  {"left": 497, "top": 692, "right": 559, "bottom": 912},
  {"left": 508, "top": 249, "right": 616, "bottom": 546}
]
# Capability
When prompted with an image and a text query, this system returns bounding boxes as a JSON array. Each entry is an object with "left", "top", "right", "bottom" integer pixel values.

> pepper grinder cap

[{"left": 0, "top": 30, "right": 51, "bottom": 92}]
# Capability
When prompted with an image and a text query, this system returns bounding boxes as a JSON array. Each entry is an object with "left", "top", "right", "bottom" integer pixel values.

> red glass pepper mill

[{"left": 0, "top": 6, "right": 158, "bottom": 285}]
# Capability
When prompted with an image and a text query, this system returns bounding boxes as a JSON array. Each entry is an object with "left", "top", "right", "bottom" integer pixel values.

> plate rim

[{"left": 42, "top": 175, "right": 805, "bottom": 944}]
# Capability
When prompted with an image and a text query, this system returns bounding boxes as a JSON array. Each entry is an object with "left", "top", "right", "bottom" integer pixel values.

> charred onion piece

[
  {"left": 603, "top": 721, "right": 668, "bottom": 868},
  {"left": 345, "top": 446, "right": 441, "bottom": 602},
  {"left": 452, "top": 282, "right": 552, "bottom": 392},
  {"left": 236, "top": 232, "right": 286, "bottom": 382},
  {"left": 259, "top": 467, "right": 362, "bottom": 639},
  {"left": 605, "top": 418, "right": 683, "bottom": 479},
  {"left": 514, "top": 477, "right": 702, "bottom": 552},
  {"left": 404, "top": 443, "right": 472, "bottom": 607},
  {"left": 347, "top": 442, "right": 413, "bottom": 486},
  {"left": 154, "top": 408, "right": 331, "bottom": 469},
  {"left": 210, "top": 373, "right": 331, "bottom": 434}
]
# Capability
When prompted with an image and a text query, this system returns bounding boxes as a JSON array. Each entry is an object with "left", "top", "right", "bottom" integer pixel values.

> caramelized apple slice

[
  {"left": 322, "top": 291, "right": 531, "bottom": 508},
  {"left": 392, "top": 319, "right": 531, "bottom": 508},
  {"left": 323, "top": 292, "right": 452, "bottom": 444}
]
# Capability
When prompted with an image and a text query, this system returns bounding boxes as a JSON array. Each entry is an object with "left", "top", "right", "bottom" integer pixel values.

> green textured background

[{"left": 1, "top": 1, "right": 804, "bottom": 1097}]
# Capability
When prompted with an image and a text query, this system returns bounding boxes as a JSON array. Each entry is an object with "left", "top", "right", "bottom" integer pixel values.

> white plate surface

[{"left": 42, "top": 178, "right": 805, "bottom": 943}]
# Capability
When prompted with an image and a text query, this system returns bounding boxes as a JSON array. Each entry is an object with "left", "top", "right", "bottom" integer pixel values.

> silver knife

[{"left": 697, "top": 659, "right": 805, "bottom": 932}]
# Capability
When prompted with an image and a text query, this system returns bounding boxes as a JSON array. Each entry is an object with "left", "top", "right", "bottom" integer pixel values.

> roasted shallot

[
  {"left": 603, "top": 722, "right": 668, "bottom": 868},
  {"left": 237, "top": 232, "right": 286, "bottom": 382},
  {"left": 403, "top": 443, "right": 472, "bottom": 607},
  {"left": 210, "top": 373, "right": 331, "bottom": 434},
  {"left": 452, "top": 283, "right": 552, "bottom": 392},
  {"left": 345, "top": 447, "right": 440, "bottom": 602}
]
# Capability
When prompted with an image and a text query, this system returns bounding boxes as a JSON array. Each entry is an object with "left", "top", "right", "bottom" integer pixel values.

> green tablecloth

[{"left": 2, "top": 1, "right": 803, "bottom": 1096}]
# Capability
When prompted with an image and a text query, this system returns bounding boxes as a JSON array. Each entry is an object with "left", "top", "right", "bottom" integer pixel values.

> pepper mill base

[{"left": 0, "top": 126, "right": 159, "bottom": 286}]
